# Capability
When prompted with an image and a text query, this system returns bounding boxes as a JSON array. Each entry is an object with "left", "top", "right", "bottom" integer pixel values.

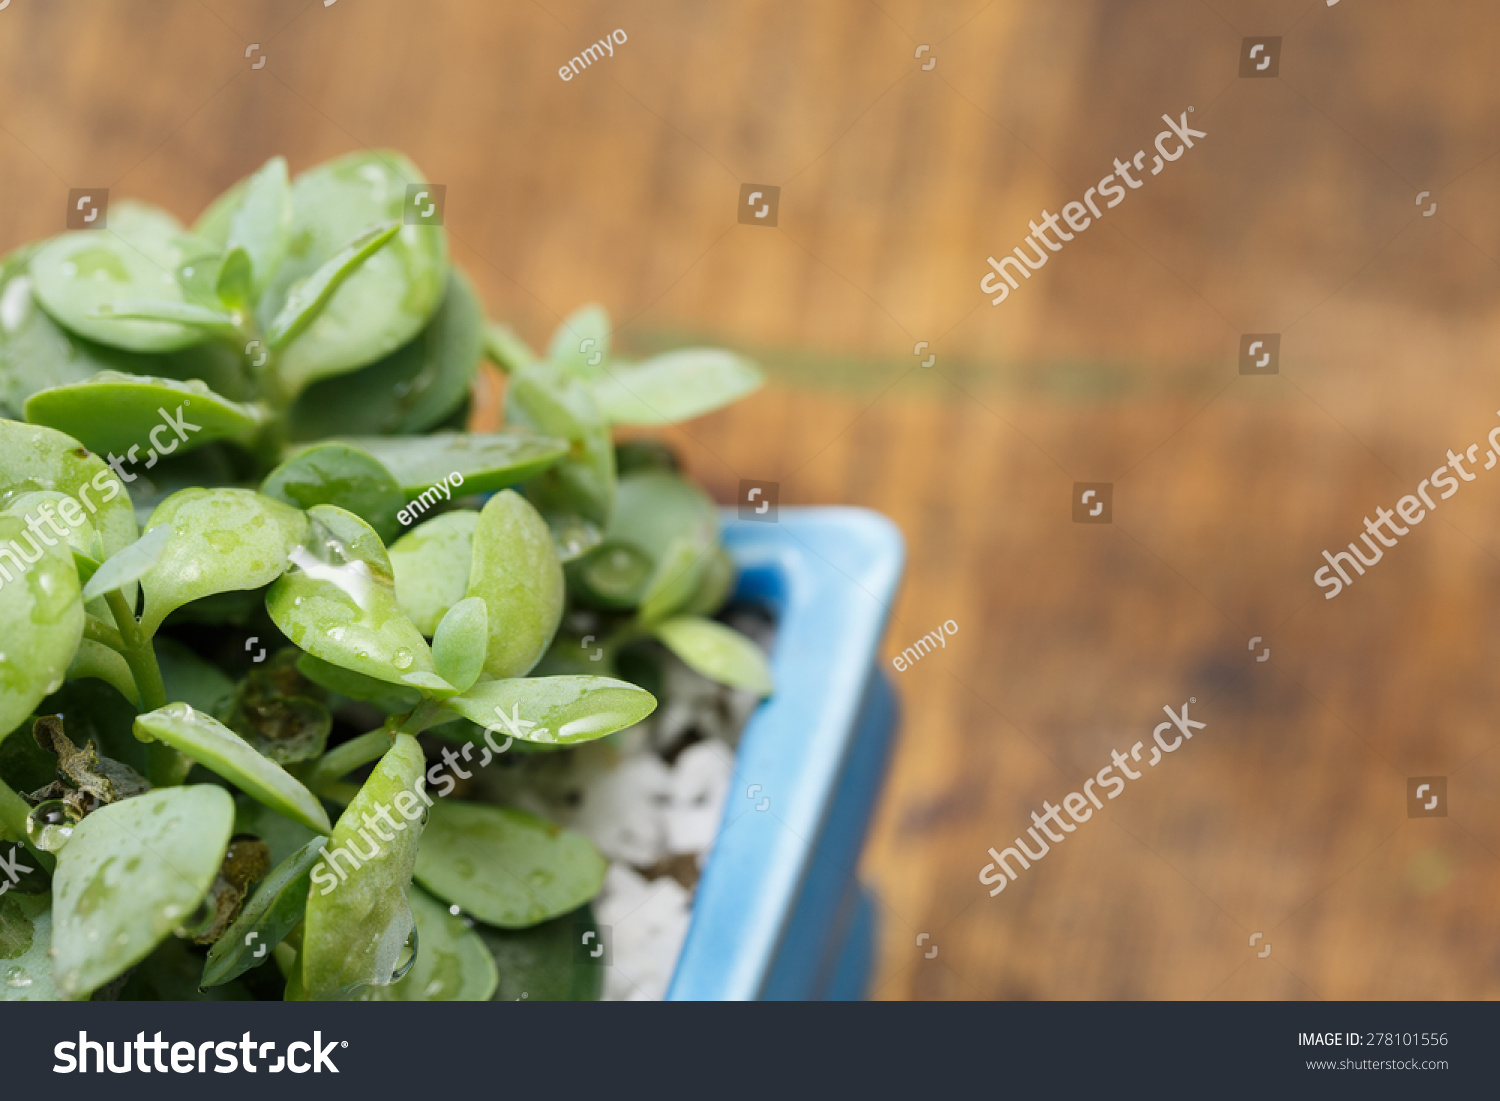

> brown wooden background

[{"left": 4, "top": 0, "right": 1500, "bottom": 1000}]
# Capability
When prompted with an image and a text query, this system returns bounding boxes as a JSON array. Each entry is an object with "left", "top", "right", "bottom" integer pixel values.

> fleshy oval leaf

[
  {"left": 590, "top": 348, "right": 763, "bottom": 426},
  {"left": 265, "top": 504, "right": 436, "bottom": 688},
  {"left": 29, "top": 201, "right": 215, "bottom": 353},
  {"left": 0, "top": 510, "right": 85, "bottom": 740},
  {"left": 265, "top": 152, "right": 448, "bottom": 392},
  {"left": 389, "top": 510, "right": 477, "bottom": 636},
  {"left": 0, "top": 419, "right": 138, "bottom": 570},
  {"left": 440, "top": 675, "right": 657, "bottom": 746},
  {"left": 222, "top": 155, "right": 291, "bottom": 298},
  {"left": 24, "top": 373, "right": 267, "bottom": 459},
  {"left": 79, "top": 522, "right": 170, "bottom": 602},
  {"left": 467, "top": 490, "right": 563, "bottom": 679},
  {"left": 431, "top": 596, "right": 487, "bottom": 694},
  {"left": 301, "top": 732, "right": 426, "bottom": 1000},
  {"left": 289, "top": 269, "right": 484, "bottom": 440},
  {"left": 134, "top": 703, "right": 331, "bottom": 835},
  {"left": 654, "top": 616, "right": 773, "bottom": 696},
  {"left": 0, "top": 893, "right": 59, "bottom": 1001},
  {"left": 546, "top": 302, "right": 610, "bottom": 380},
  {"left": 51, "top": 785, "right": 235, "bottom": 999},
  {"left": 413, "top": 802, "right": 606, "bottom": 929},
  {"left": 261, "top": 442, "right": 405, "bottom": 544},
  {"left": 138, "top": 488, "right": 310, "bottom": 636},
  {"left": 202, "top": 835, "right": 325, "bottom": 988},
  {"left": 264, "top": 221, "right": 401, "bottom": 350},
  {"left": 505, "top": 363, "right": 615, "bottom": 526},
  {"left": 359, "top": 886, "right": 498, "bottom": 1001},
  {"left": 339, "top": 431, "right": 568, "bottom": 499}
]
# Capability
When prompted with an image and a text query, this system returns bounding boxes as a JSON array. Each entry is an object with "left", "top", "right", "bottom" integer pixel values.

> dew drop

[
  {"left": 392, "top": 648, "right": 413, "bottom": 670},
  {"left": 26, "top": 799, "right": 78, "bottom": 852},
  {"left": 389, "top": 923, "right": 418, "bottom": 984},
  {"left": 4, "top": 966, "right": 32, "bottom": 989}
]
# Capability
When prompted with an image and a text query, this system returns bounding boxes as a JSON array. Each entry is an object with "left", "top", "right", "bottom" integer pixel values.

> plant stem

[
  {"left": 301, "top": 727, "right": 394, "bottom": 791},
  {"left": 82, "top": 617, "right": 126, "bottom": 651},
  {"left": 397, "top": 698, "right": 443, "bottom": 736},
  {"left": 103, "top": 588, "right": 180, "bottom": 784},
  {"left": 104, "top": 589, "right": 167, "bottom": 712}
]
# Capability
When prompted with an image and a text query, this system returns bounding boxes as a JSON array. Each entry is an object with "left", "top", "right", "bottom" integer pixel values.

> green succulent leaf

[
  {"left": 431, "top": 596, "right": 487, "bottom": 694},
  {"left": 480, "top": 905, "right": 604, "bottom": 1002},
  {"left": 138, "top": 488, "right": 309, "bottom": 636},
  {"left": 7, "top": 487, "right": 109, "bottom": 618},
  {"left": 653, "top": 616, "right": 773, "bottom": 695},
  {"left": 0, "top": 893, "right": 59, "bottom": 1001},
  {"left": 89, "top": 298, "right": 239, "bottom": 333},
  {"left": 546, "top": 303, "right": 610, "bottom": 380},
  {"left": 261, "top": 442, "right": 406, "bottom": 544},
  {"left": 467, "top": 490, "right": 563, "bottom": 679},
  {"left": 0, "top": 511, "right": 86, "bottom": 741},
  {"left": 265, "top": 221, "right": 401, "bottom": 351},
  {"left": 65, "top": 639, "right": 140, "bottom": 707},
  {"left": 340, "top": 431, "right": 568, "bottom": 500},
  {"left": 264, "top": 152, "right": 448, "bottom": 393},
  {"left": 483, "top": 321, "right": 538, "bottom": 373},
  {"left": 440, "top": 675, "right": 657, "bottom": 746},
  {"left": 542, "top": 511, "right": 603, "bottom": 564},
  {"left": 202, "top": 835, "right": 324, "bottom": 988},
  {"left": 295, "top": 653, "right": 422, "bottom": 714},
  {"left": 79, "top": 522, "right": 170, "bottom": 601},
  {"left": 413, "top": 802, "right": 607, "bottom": 929},
  {"left": 215, "top": 248, "right": 253, "bottom": 312},
  {"left": 590, "top": 348, "right": 763, "bottom": 426},
  {"left": 389, "top": 510, "right": 477, "bottom": 636},
  {"left": 265, "top": 504, "right": 437, "bottom": 689},
  {"left": 289, "top": 270, "right": 484, "bottom": 440},
  {"left": 221, "top": 155, "right": 291, "bottom": 299},
  {"left": 360, "top": 885, "right": 498, "bottom": 1001},
  {"left": 301, "top": 732, "right": 426, "bottom": 1000},
  {"left": 0, "top": 247, "right": 133, "bottom": 417},
  {"left": 29, "top": 201, "right": 217, "bottom": 353},
  {"left": 51, "top": 785, "right": 235, "bottom": 999},
  {"left": 637, "top": 536, "right": 711, "bottom": 626},
  {"left": 570, "top": 470, "right": 718, "bottom": 610},
  {"left": 24, "top": 373, "right": 267, "bottom": 461},
  {"left": 135, "top": 704, "right": 331, "bottom": 834},
  {"left": 506, "top": 362, "right": 616, "bottom": 526},
  {"left": 0, "top": 419, "right": 138, "bottom": 569},
  {"left": 680, "top": 543, "right": 736, "bottom": 618}
]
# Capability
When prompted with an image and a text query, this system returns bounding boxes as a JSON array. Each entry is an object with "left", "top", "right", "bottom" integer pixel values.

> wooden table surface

[{"left": 3, "top": 0, "right": 1499, "bottom": 1000}]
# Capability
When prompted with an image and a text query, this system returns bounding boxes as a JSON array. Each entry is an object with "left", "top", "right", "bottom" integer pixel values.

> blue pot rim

[{"left": 665, "top": 506, "right": 905, "bottom": 999}]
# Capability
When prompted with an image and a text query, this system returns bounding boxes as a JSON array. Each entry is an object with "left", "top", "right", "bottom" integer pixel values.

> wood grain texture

[{"left": 2, "top": 0, "right": 1499, "bottom": 1000}]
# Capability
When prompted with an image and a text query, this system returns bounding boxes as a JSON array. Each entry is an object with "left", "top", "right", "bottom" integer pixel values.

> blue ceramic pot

[{"left": 666, "top": 507, "right": 904, "bottom": 1000}]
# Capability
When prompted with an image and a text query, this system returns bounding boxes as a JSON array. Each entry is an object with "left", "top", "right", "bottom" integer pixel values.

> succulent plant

[{"left": 0, "top": 151, "right": 771, "bottom": 1001}]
